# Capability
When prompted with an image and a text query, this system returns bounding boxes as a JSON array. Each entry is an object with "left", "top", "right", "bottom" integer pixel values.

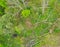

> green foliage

[
  {"left": 0, "top": 0, "right": 6, "bottom": 7},
  {"left": 0, "top": 0, "right": 6, "bottom": 16},
  {"left": 0, "top": 5, "right": 5, "bottom": 16},
  {"left": 14, "top": 24, "right": 24, "bottom": 35},
  {"left": 21, "top": 9, "right": 31, "bottom": 18},
  {"left": 0, "top": 0, "right": 60, "bottom": 47},
  {"left": 0, "top": 44, "right": 3, "bottom": 47}
]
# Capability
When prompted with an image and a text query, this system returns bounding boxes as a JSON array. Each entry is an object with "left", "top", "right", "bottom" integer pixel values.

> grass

[{"left": 0, "top": 0, "right": 60, "bottom": 47}]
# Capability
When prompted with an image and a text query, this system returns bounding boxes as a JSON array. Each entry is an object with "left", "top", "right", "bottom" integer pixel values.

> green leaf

[
  {"left": 0, "top": 0, "right": 6, "bottom": 7},
  {"left": 15, "top": 24, "right": 24, "bottom": 34},
  {"left": 0, "top": 44, "right": 3, "bottom": 47},
  {"left": 21, "top": 9, "right": 30, "bottom": 18}
]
